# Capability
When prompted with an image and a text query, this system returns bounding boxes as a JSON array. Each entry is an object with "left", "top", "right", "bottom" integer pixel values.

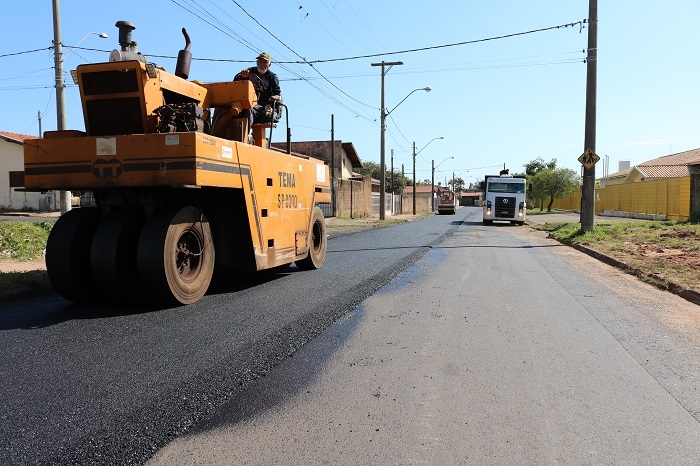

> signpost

[{"left": 578, "top": 149, "right": 600, "bottom": 170}]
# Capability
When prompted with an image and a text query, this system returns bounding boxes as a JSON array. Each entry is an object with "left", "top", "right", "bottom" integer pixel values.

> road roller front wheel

[{"left": 137, "top": 206, "right": 215, "bottom": 305}]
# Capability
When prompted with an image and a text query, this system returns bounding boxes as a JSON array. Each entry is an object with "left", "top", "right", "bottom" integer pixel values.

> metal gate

[
  {"left": 318, "top": 202, "right": 333, "bottom": 218},
  {"left": 371, "top": 192, "right": 380, "bottom": 216}
]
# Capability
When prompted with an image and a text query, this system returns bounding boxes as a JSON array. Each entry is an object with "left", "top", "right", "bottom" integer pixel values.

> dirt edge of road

[{"left": 568, "top": 243, "right": 700, "bottom": 306}]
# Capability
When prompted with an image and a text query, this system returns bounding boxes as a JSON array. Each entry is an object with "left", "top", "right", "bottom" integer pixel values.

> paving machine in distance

[{"left": 437, "top": 189, "right": 456, "bottom": 215}]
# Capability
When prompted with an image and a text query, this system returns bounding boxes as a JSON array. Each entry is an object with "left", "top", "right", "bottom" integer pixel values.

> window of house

[{"left": 9, "top": 171, "right": 24, "bottom": 188}]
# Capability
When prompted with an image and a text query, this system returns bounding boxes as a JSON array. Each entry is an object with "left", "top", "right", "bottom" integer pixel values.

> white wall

[
  {"left": 341, "top": 151, "right": 354, "bottom": 179},
  {"left": 0, "top": 138, "right": 57, "bottom": 211}
]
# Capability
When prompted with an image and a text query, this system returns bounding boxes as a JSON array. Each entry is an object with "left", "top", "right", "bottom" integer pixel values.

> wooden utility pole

[
  {"left": 412, "top": 142, "right": 417, "bottom": 215},
  {"left": 371, "top": 61, "right": 403, "bottom": 220},
  {"left": 390, "top": 149, "right": 394, "bottom": 201},
  {"left": 580, "top": 0, "right": 598, "bottom": 232},
  {"left": 330, "top": 114, "right": 336, "bottom": 217},
  {"left": 52, "top": 0, "right": 72, "bottom": 214}
]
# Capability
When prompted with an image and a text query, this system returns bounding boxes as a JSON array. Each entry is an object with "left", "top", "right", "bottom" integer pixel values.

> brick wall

[{"left": 335, "top": 175, "right": 373, "bottom": 218}]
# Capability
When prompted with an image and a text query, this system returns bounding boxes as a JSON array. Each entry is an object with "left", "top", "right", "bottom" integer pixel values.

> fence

[{"left": 547, "top": 176, "right": 692, "bottom": 221}]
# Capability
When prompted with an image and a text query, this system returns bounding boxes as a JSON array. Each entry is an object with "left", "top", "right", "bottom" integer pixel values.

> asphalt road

[
  {"left": 149, "top": 207, "right": 700, "bottom": 465},
  {"left": 3, "top": 207, "right": 700, "bottom": 465},
  {"left": 0, "top": 207, "right": 454, "bottom": 465}
]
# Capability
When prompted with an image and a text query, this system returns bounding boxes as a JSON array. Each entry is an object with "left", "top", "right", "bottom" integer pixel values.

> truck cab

[{"left": 482, "top": 170, "right": 526, "bottom": 225}]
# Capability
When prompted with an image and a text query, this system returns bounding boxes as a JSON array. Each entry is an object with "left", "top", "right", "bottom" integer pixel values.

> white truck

[{"left": 482, "top": 170, "right": 527, "bottom": 225}]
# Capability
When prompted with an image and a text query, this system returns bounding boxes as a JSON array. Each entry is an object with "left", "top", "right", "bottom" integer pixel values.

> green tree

[
  {"left": 449, "top": 176, "right": 466, "bottom": 193},
  {"left": 531, "top": 168, "right": 580, "bottom": 212},
  {"left": 356, "top": 161, "right": 409, "bottom": 194},
  {"left": 357, "top": 161, "right": 380, "bottom": 179},
  {"left": 387, "top": 170, "right": 409, "bottom": 194},
  {"left": 523, "top": 157, "right": 557, "bottom": 177},
  {"left": 524, "top": 157, "right": 558, "bottom": 209}
]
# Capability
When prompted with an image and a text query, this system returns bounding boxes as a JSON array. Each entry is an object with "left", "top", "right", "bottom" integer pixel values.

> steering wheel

[{"left": 234, "top": 71, "right": 264, "bottom": 101}]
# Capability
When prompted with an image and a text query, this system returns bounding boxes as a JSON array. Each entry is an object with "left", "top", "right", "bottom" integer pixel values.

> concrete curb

[{"left": 570, "top": 243, "right": 700, "bottom": 307}]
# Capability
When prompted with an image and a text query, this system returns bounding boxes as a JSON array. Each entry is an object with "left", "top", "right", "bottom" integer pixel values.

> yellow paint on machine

[{"left": 24, "top": 131, "right": 330, "bottom": 267}]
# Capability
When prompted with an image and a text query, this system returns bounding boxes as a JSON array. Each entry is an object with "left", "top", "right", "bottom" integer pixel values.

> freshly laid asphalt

[{"left": 2, "top": 209, "right": 699, "bottom": 307}]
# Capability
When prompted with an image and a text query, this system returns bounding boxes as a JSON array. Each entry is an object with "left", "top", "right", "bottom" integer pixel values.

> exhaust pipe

[{"left": 175, "top": 28, "right": 192, "bottom": 79}]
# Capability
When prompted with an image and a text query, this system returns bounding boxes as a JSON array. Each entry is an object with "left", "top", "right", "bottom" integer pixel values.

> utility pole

[
  {"left": 390, "top": 149, "right": 394, "bottom": 208},
  {"left": 371, "top": 61, "right": 403, "bottom": 220},
  {"left": 330, "top": 114, "right": 336, "bottom": 217},
  {"left": 580, "top": 0, "right": 598, "bottom": 232},
  {"left": 431, "top": 159, "right": 435, "bottom": 212},
  {"left": 412, "top": 141, "right": 417, "bottom": 215},
  {"left": 52, "top": 0, "right": 71, "bottom": 214}
]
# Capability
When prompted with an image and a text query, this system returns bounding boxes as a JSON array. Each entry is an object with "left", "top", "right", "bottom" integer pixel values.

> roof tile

[{"left": 0, "top": 131, "right": 36, "bottom": 142}]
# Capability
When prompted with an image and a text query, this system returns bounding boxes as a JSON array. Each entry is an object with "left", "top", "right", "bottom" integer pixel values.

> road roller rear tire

[
  {"left": 45, "top": 207, "right": 101, "bottom": 303},
  {"left": 137, "top": 205, "right": 215, "bottom": 305},
  {"left": 295, "top": 206, "right": 327, "bottom": 271},
  {"left": 90, "top": 208, "right": 144, "bottom": 300}
]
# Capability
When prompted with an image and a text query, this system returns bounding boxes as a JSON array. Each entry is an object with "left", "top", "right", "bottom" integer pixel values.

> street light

[
  {"left": 372, "top": 59, "right": 429, "bottom": 220},
  {"left": 387, "top": 87, "right": 431, "bottom": 115},
  {"left": 451, "top": 169, "right": 470, "bottom": 193},
  {"left": 62, "top": 31, "right": 109, "bottom": 62},
  {"left": 380, "top": 86, "right": 430, "bottom": 219},
  {"left": 53, "top": 0, "right": 108, "bottom": 213},
  {"left": 412, "top": 137, "right": 444, "bottom": 215},
  {"left": 432, "top": 156, "right": 454, "bottom": 212}
]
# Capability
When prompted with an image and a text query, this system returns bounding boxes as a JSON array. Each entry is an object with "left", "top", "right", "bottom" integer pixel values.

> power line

[
  {"left": 3, "top": 10, "right": 586, "bottom": 133},
  {"left": 313, "top": 1, "right": 373, "bottom": 54},
  {"left": 297, "top": 20, "right": 586, "bottom": 64},
  {"left": 0, "top": 47, "right": 52, "bottom": 59},
  {"left": 342, "top": 0, "right": 387, "bottom": 52},
  {"left": 295, "top": 3, "right": 361, "bottom": 55},
  {"left": 228, "top": 0, "right": 375, "bottom": 110},
  {"left": 168, "top": 0, "right": 374, "bottom": 118}
]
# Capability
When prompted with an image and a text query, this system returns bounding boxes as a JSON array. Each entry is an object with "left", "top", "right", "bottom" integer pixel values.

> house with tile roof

[
  {"left": 459, "top": 190, "right": 484, "bottom": 207},
  {"left": 270, "top": 140, "right": 362, "bottom": 181},
  {"left": 591, "top": 148, "right": 700, "bottom": 220},
  {"left": 269, "top": 140, "right": 379, "bottom": 217},
  {"left": 626, "top": 149, "right": 700, "bottom": 182},
  {"left": 0, "top": 131, "right": 58, "bottom": 211},
  {"left": 403, "top": 185, "right": 444, "bottom": 213}
]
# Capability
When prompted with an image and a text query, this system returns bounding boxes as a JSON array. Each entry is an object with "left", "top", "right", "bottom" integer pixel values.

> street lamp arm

[
  {"left": 386, "top": 86, "right": 431, "bottom": 116},
  {"left": 435, "top": 156, "right": 454, "bottom": 170},
  {"left": 430, "top": 155, "right": 453, "bottom": 213},
  {"left": 53, "top": 25, "right": 108, "bottom": 215},
  {"left": 61, "top": 32, "right": 108, "bottom": 62},
  {"left": 416, "top": 136, "right": 444, "bottom": 155}
]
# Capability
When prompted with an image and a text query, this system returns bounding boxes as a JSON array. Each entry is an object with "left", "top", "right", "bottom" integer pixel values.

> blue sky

[{"left": 2, "top": 1, "right": 698, "bottom": 187}]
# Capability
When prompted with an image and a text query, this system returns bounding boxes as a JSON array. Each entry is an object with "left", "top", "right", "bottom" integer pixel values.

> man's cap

[{"left": 257, "top": 52, "right": 271, "bottom": 62}]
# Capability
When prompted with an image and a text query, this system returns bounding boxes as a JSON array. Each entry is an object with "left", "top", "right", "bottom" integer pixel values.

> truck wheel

[
  {"left": 138, "top": 205, "right": 215, "bottom": 305},
  {"left": 90, "top": 208, "right": 144, "bottom": 299},
  {"left": 296, "top": 206, "right": 327, "bottom": 270},
  {"left": 46, "top": 207, "right": 101, "bottom": 303}
]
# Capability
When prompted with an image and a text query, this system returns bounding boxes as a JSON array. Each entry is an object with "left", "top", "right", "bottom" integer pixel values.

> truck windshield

[{"left": 488, "top": 182, "right": 525, "bottom": 194}]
